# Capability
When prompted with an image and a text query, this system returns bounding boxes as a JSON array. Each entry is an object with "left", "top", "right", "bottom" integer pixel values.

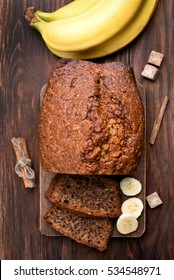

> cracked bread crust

[{"left": 38, "top": 59, "right": 144, "bottom": 175}]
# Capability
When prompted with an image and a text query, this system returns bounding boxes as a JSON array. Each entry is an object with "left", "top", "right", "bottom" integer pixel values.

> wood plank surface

[{"left": 1, "top": 0, "right": 174, "bottom": 260}]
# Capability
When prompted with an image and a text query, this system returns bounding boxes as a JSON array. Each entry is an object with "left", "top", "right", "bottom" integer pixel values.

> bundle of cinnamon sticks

[{"left": 11, "top": 137, "right": 36, "bottom": 188}]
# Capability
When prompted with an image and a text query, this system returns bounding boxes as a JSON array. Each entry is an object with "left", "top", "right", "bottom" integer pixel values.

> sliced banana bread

[
  {"left": 44, "top": 206, "right": 113, "bottom": 251},
  {"left": 45, "top": 174, "right": 121, "bottom": 218}
]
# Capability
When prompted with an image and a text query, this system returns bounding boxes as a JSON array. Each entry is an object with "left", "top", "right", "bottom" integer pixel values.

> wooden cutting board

[{"left": 39, "top": 83, "right": 146, "bottom": 238}]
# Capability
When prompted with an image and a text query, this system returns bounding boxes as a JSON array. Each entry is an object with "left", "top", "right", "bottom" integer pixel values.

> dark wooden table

[{"left": 1, "top": 0, "right": 174, "bottom": 260}]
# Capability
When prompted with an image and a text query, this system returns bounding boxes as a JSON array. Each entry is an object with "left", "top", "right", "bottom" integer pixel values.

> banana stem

[
  {"left": 24, "top": 7, "right": 38, "bottom": 23},
  {"left": 24, "top": 7, "right": 46, "bottom": 33}
]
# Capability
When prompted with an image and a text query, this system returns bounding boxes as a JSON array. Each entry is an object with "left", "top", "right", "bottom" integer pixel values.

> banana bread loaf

[
  {"left": 45, "top": 174, "right": 121, "bottom": 218},
  {"left": 44, "top": 206, "right": 113, "bottom": 251},
  {"left": 38, "top": 59, "right": 144, "bottom": 175}
]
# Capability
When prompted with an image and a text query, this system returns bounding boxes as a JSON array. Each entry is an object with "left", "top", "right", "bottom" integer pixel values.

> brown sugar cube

[
  {"left": 146, "top": 192, "right": 163, "bottom": 208},
  {"left": 141, "top": 64, "right": 159, "bottom": 81},
  {"left": 148, "top": 51, "right": 164, "bottom": 67}
]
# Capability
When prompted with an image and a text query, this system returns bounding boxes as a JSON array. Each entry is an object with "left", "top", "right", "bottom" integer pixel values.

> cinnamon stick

[
  {"left": 11, "top": 137, "right": 36, "bottom": 188},
  {"left": 150, "top": 96, "right": 169, "bottom": 145}
]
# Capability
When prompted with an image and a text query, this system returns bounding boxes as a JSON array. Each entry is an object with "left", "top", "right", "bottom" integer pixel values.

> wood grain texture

[{"left": 0, "top": 0, "right": 174, "bottom": 260}]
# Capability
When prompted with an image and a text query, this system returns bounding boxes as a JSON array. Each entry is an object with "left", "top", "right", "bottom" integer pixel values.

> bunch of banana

[{"left": 25, "top": 0, "right": 159, "bottom": 59}]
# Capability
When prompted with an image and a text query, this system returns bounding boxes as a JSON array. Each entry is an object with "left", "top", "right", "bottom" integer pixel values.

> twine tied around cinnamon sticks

[{"left": 11, "top": 137, "right": 36, "bottom": 188}]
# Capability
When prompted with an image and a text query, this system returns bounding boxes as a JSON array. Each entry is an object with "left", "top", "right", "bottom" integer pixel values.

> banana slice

[
  {"left": 116, "top": 213, "right": 138, "bottom": 234},
  {"left": 120, "top": 177, "right": 142, "bottom": 196},
  {"left": 121, "top": 198, "right": 143, "bottom": 218}
]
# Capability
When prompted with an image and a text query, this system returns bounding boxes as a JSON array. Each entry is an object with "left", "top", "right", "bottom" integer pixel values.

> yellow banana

[
  {"left": 35, "top": 0, "right": 99, "bottom": 22},
  {"left": 29, "top": 0, "right": 144, "bottom": 51},
  {"left": 46, "top": 0, "right": 159, "bottom": 59}
]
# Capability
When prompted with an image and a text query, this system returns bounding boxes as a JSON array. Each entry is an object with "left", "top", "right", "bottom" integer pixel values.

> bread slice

[
  {"left": 44, "top": 206, "right": 113, "bottom": 251},
  {"left": 45, "top": 174, "right": 121, "bottom": 218}
]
